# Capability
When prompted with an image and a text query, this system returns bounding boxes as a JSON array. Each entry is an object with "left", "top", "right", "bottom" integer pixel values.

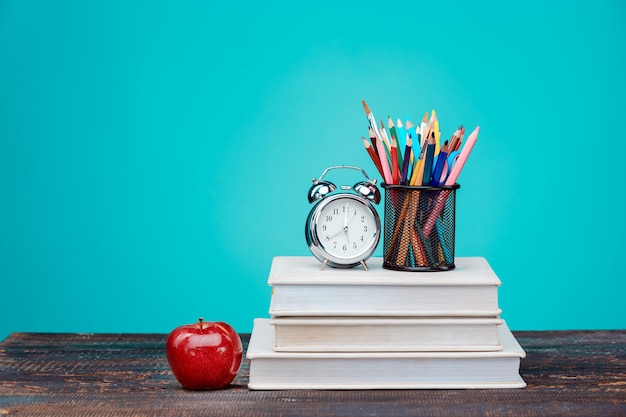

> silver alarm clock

[{"left": 305, "top": 166, "right": 381, "bottom": 270}]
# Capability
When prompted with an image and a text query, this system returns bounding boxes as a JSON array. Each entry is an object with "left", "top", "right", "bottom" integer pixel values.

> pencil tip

[{"left": 362, "top": 100, "right": 370, "bottom": 115}]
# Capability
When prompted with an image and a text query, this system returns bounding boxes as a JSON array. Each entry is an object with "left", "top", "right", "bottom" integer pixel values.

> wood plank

[{"left": 1, "top": 330, "right": 625, "bottom": 416}]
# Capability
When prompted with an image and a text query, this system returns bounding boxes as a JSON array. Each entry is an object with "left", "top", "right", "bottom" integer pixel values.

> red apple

[{"left": 166, "top": 317, "right": 243, "bottom": 390}]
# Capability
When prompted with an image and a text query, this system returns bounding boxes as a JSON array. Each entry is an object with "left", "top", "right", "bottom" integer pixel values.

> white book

[
  {"left": 268, "top": 256, "right": 502, "bottom": 317},
  {"left": 247, "top": 318, "right": 526, "bottom": 390},
  {"left": 271, "top": 316, "right": 504, "bottom": 352}
]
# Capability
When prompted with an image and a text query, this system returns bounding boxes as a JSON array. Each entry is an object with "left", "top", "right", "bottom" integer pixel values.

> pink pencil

[
  {"left": 376, "top": 134, "right": 393, "bottom": 184},
  {"left": 444, "top": 126, "right": 480, "bottom": 187},
  {"left": 422, "top": 126, "right": 480, "bottom": 238}
]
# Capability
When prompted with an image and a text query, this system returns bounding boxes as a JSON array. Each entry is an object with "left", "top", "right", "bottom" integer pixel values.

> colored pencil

[
  {"left": 409, "top": 120, "right": 433, "bottom": 186},
  {"left": 359, "top": 101, "right": 480, "bottom": 269},
  {"left": 369, "top": 126, "right": 378, "bottom": 155},
  {"left": 390, "top": 137, "right": 399, "bottom": 184},
  {"left": 395, "top": 118, "right": 405, "bottom": 171},
  {"left": 362, "top": 101, "right": 393, "bottom": 184},
  {"left": 387, "top": 116, "right": 401, "bottom": 172},
  {"left": 376, "top": 135, "right": 393, "bottom": 184},
  {"left": 420, "top": 112, "right": 429, "bottom": 141},
  {"left": 362, "top": 136, "right": 384, "bottom": 179},
  {"left": 399, "top": 134, "right": 413, "bottom": 185},
  {"left": 380, "top": 119, "right": 391, "bottom": 152},
  {"left": 404, "top": 119, "right": 416, "bottom": 163},
  {"left": 445, "top": 126, "right": 479, "bottom": 186},
  {"left": 431, "top": 140, "right": 449, "bottom": 186},
  {"left": 422, "top": 131, "right": 436, "bottom": 185},
  {"left": 431, "top": 110, "right": 440, "bottom": 156},
  {"left": 422, "top": 126, "right": 481, "bottom": 238},
  {"left": 448, "top": 125, "right": 463, "bottom": 152},
  {"left": 387, "top": 116, "right": 397, "bottom": 142}
]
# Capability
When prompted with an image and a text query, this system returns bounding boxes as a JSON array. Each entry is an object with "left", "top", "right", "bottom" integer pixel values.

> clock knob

[{"left": 307, "top": 179, "right": 336, "bottom": 203}]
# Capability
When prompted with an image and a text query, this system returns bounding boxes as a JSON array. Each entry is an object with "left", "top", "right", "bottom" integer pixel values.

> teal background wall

[{"left": 1, "top": 1, "right": 625, "bottom": 339}]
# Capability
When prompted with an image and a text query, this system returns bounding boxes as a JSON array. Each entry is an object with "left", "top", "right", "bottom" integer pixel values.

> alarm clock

[{"left": 305, "top": 165, "right": 381, "bottom": 270}]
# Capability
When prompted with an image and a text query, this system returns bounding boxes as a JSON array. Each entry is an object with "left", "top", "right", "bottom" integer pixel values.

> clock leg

[
  {"left": 320, "top": 259, "right": 329, "bottom": 271},
  {"left": 360, "top": 260, "right": 369, "bottom": 271}
]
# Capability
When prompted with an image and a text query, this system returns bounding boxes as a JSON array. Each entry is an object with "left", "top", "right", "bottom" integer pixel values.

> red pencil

[
  {"left": 390, "top": 138, "right": 399, "bottom": 184},
  {"left": 362, "top": 136, "right": 384, "bottom": 179}
]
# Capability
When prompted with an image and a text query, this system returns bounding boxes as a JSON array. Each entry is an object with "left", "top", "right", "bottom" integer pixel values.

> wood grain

[{"left": 1, "top": 330, "right": 625, "bottom": 416}]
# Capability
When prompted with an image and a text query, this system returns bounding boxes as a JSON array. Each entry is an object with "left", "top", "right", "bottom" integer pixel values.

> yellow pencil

[{"left": 410, "top": 120, "right": 433, "bottom": 186}]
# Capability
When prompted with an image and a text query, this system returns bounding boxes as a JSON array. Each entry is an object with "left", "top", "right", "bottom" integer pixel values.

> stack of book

[{"left": 247, "top": 256, "right": 526, "bottom": 390}]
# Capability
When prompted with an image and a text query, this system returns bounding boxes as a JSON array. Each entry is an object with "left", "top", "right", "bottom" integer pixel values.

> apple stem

[{"left": 198, "top": 317, "right": 204, "bottom": 330}]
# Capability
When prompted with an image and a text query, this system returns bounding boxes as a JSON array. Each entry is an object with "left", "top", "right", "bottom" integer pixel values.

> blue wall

[{"left": 1, "top": 1, "right": 625, "bottom": 339}]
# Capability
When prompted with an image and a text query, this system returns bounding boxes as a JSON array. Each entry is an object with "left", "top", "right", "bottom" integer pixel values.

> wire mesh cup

[{"left": 382, "top": 184, "right": 460, "bottom": 271}]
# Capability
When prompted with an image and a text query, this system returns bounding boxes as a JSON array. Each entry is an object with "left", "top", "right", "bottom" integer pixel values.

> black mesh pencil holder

[{"left": 382, "top": 184, "right": 461, "bottom": 272}]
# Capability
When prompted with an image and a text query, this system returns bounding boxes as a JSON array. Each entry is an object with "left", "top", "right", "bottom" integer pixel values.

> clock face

[{"left": 307, "top": 194, "right": 380, "bottom": 267}]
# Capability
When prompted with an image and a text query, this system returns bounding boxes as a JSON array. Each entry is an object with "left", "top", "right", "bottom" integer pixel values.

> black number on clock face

[{"left": 313, "top": 196, "right": 378, "bottom": 261}]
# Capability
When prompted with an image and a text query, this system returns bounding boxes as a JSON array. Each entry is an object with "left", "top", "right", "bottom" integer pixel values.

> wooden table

[{"left": 1, "top": 330, "right": 625, "bottom": 416}]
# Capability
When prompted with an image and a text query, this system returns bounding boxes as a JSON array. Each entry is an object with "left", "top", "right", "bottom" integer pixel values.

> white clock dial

[
  {"left": 311, "top": 195, "right": 379, "bottom": 264},
  {"left": 317, "top": 199, "right": 375, "bottom": 258}
]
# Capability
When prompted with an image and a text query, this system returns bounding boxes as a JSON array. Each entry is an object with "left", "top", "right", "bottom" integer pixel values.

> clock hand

[
  {"left": 331, "top": 203, "right": 351, "bottom": 245},
  {"left": 346, "top": 211, "right": 357, "bottom": 227},
  {"left": 327, "top": 228, "right": 346, "bottom": 240},
  {"left": 343, "top": 214, "right": 353, "bottom": 246},
  {"left": 342, "top": 206, "right": 358, "bottom": 246}
]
